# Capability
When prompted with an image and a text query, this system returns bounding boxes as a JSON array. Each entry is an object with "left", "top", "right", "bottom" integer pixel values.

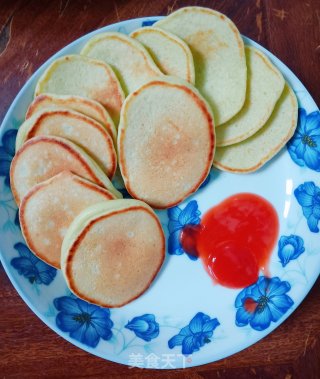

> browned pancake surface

[
  {"left": 20, "top": 171, "right": 115, "bottom": 268},
  {"left": 118, "top": 79, "right": 215, "bottom": 208},
  {"left": 65, "top": 205, "right": 165, "bottom": 307},
  {"left": 10, "top": 136, "right": 108, "bottom": 204}
]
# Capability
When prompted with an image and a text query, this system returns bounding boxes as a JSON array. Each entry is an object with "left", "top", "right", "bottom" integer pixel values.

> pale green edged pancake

[
  {"left": 20, "top": 171, "right": 116, "bottom": 269},
  {"left": 118, "top": 76, "right": 215, "bottom": 209},
  {"left": 131, "top": 27, "right": 195, "bottom": 83},
  {"left": 81, "top": 32, "right": 163, "bottom": 95},
  {"left": 213, "top": 85, "right": 298, "bottom": 173},
  {"left": 216, "top": 46, "right": 285, "bottom": 146},
  {"left": 35, "top": 55, "right": 125, "bottom": 124},
  {"left": 61, "top": 199, "right": 165, "bottom": 308},
  {"left": 156, "top": 6, "right": 247, "bottom": 125},
  {"left": 16, "top": 108, "right": 117, "bottom": 178},
  {"left": 26, "top": 94, "right": 118, "bottom": 133},
  {"left": 10, "top": 135, "right": 122, "bottom": 205}
]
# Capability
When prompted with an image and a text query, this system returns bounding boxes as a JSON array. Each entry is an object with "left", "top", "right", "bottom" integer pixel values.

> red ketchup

[{"left": 180, "top": 193, "right": 279, "bottom": 289}]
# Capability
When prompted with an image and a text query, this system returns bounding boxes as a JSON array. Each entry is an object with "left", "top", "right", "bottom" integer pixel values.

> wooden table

[{"left": 1, "top": 1, "right": 319, "bottom": 378}]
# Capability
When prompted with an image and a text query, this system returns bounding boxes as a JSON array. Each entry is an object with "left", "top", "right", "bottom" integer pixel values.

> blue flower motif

[
  {"left": 125, "top": 314, "right": 159, "bottom": 341},
  {"left": 287, "top": 109, "right": 320, "bottom": 171},
  {"left": 54, "top": 295, "right": 113, "bottom": 348},
  {"left": 142, "top": 20, "right": 157, "bottom": 27},
  {"left": 294, "top": 181, "right": 320, "bottom": 233},
  {"left": 167, "top": 200, "right": 201, "bottom": 260},
  {"left": 278, "top": 234, "right": 305, "bottom": 267},
  {"left": 117, "top": 187, "right": 132, "bottom": 199},
  {"left": 14, "top": 209, "right": 20, "bottom": 228},
  {"left": 11, "top": 243, "right": 56, "bottom": 285},
  {"left": 199, "top": 171, "right": 211, "bottom": 189},
  {"left": 168, "top": 312, "right": 220, "bottom": 355},
  {"left": 235, "top": 276, "right": 293, "bottom": 331},
  {"left": 0, "top": 129, "right": 17, "bottom": 187}
]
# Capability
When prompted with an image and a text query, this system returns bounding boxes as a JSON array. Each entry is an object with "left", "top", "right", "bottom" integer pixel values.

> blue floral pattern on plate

[
  {"left": 125, "top": 314, "right": 159, "bottom": 341},
  {"left": 167, "top": 200, "right": 201, "bottom": 260},
  {"left": 278, "top": 235, "right": 305, "bottom": 267},
  {"left": 0, "top": 129, "right": 17, "bottom": 187},
  {"left": 54, "top": 295, "right": 113, "bottom": 348},
  {"left": 235, "top": 276, "right": 294, "bottom": 331},
  {"left": 199, "top": 171, "right": 211, "bottom": 189},
  {"left": 14, "top": 209, "right": 20, "bottom": 228},
  {"left": 168, "top": 312, "right": 220, "bottom": 355},
  {"left": 294, "top": 181, "right": 320, "bottom": 233},
  {"left": 287, "top": 109, "right": 320, "bottom": 171},
  {"left": 11, "top": 243, "right": 56, "bottom": 285},
  {"left": 142, "top": 20, "right": 157, "bottom": 27}
]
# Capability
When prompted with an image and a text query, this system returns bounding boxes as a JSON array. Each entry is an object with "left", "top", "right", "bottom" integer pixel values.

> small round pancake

[
  {"left": 61, "top": 199, "right": 165, "bottom": 307},
  {"left": 156, "top": 6, "right": 247, "bottom": 125},
  {"left": 130, "top": 27, "right": 195, "bottom": 83},
  {"left": 26, "top": 94, "right": 117, "bottom": 133},
  {"left": 81, "top": 32, "right": 163, "bottom": 95},
  {"left": 20, "top": 171, "right": 116, "bottom": 269},
  {"left": 216, "top": 46, "right": 285, "bottom": 146},
  {"left": 213, "top": 85, "right": 298, "bottom": 173},
  {"left": 16, "top": 108, "right": 117, "bottom": 178},
  {"left": 118, "top": 77, "right": 215, "bottom": 208},
  {"left": 10, "top": 136, "right": 121, "bottom": 205},
  {"left": 35, "top": 54, "right": 125, "bottom": 124}
]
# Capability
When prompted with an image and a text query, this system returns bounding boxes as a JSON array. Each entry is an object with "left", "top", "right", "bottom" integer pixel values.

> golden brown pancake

[
  {"left": 35, "top": 54, "right": 125, "bottom": 124},
  {"left": 10, "top": 136, "right": 121, "bottom": 205},
  {"left": 130, "top": 27, "right": 195, "bottom": 83},
  {"left": 81, "top": 32, "right": 163, "bottom": 95},
  {"left": 61, "top": 199, "right": 165, "bottom": 307},
  {"left": 118, "top": 77, "right": 215, "bottom": 208},
  {"left": 215, "top": 46, "right": 285, "bottom": 146},
  {"left": 26, "top": 94, "right": 118, "bottom": 137},
  {"left": 16, "top": 108, "right": 117, "bottom": 178},
  {"left": 156, "top": 7, "right": 247, "bottom": 125},
  {"left": 20, "top": 171, "right": 116, "bottom": 269},
  {"left": 213, "top": 85, "right": 298, "bottom": 172}
]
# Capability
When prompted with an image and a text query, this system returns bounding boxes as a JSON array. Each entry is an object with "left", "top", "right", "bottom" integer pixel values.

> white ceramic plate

[{"left": 0, "top": 17, "right": 319, "bottom": 369}]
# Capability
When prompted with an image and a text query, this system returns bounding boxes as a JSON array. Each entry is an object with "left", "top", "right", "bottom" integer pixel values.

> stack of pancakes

[{"left": 10, "top": 6, "right": 298, "bottom": 308}]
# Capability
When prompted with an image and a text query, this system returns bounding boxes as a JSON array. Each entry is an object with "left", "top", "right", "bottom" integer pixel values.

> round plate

[{"left": 0, "top": 16, "right": 319, "bottom": 370}]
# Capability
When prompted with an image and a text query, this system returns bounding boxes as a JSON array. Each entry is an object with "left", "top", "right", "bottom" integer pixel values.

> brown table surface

[{"left": 1, "top": 0, "right": 319, "bottom": 378}]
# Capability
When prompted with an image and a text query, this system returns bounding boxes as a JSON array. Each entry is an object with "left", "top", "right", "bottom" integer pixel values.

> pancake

[
  {"left": 26, "top": 94, "right": 117, "bottom": 134},
  {"left": 10, "top": 136, "right": 121, "bottom": 205},
  {"left": 16, "top": 108, "right": 117, "bottom": 178},
  {"left": 81, "top": 32, "right": 163, "bottom": 95},
  {"left": 130, "top": 27, "right": 195, "bottom": 83},
  {"left": 216, "top": 46, "right": 285, "bottom": 146},
  {"left": 118, "top": 77, "right": 215, "bottom": 208},
  {"left": 156, "top": 7, "right": 247, "bottom": 125},
  {"left": 35, "top": 54, "right": 124, "bottom": 124},
  {"left": 20, "top": 171, "right": 116, "bottom": 269},
  {"left": 61, "top": 199, "right": 165, "bottom": 307},
  {"left": 213, "top": 85, "right": 298, "bottom": 173}
]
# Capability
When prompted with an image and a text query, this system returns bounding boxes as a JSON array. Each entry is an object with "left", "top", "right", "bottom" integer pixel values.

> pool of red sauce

[{"left": 180, "top": 193, "right": 279, "bottom": 289}]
